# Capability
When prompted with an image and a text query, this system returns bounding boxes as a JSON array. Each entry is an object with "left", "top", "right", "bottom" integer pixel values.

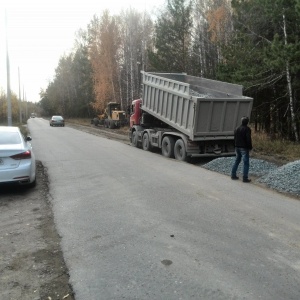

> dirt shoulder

[
  {"left": 67, "top": 122, "right": 129, "bottom": 143},
  {"left": 0, "top": 161, "right": 74, "bottom": 300}
]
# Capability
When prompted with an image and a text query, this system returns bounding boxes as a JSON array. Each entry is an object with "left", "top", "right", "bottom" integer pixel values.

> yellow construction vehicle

[{"left": 91, "top": 102, "right": 126, "bottom": 129}]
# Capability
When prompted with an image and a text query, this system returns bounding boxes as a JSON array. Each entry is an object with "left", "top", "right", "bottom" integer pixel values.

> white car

[{"left": 0, "top": 126, "right": 36, "bottom": 187}]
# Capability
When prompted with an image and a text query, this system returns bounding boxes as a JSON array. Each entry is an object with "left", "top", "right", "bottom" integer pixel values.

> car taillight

[{"left": 10, "top": 150, "right": 31, "bottom": 160}]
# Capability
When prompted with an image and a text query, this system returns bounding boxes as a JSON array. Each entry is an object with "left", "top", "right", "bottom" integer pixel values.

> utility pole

[
  {"left": 5, "top": 10, "right": 12, "bottom": 126},
  {"left": 24, "top": 89, "right": 28, "bottom": 120},
  {"left": 18, "top": 67, "right": 22, "bottom": 123}
]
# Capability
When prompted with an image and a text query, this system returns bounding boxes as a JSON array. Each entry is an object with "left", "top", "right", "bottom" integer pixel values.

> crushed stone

[{"left": 202, "top": 157, "right": 300, "bottom": 197}]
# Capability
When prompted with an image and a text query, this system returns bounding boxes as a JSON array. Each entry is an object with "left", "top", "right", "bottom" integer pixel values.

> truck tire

[
  {"left": 142, "top": 133, "right": 152, "bottom": 151},
  {"left": 162, "top": 136, "right": 175, "bottom": 158},
  {"left": 174, "top": 139, "right": 187, "bottom": 161},
  {"left": 132, "top": 131, "right": 139, "bottom": 148}
]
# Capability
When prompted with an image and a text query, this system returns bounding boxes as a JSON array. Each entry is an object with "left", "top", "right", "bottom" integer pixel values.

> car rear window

[{"left": 0, "top": 132, "right": 22, "bottom": 145}]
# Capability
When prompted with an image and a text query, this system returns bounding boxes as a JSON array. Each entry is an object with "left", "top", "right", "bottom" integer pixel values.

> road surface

[{"left": 28, "top": 118, "right": 300, "bottom": 300}]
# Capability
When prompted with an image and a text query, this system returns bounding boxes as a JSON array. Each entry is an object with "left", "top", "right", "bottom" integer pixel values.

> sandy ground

[{"left": 0, "top": 161, "right": 74, "bottom": 300}]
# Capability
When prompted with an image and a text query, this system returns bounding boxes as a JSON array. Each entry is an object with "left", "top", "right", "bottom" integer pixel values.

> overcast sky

[{"left": 0, "top": 0, "right": 164, "bottom": 103}]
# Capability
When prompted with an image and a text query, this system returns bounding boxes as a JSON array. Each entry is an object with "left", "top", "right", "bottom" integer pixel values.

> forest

[
  {"left": 0, "top": 88, "right": 38, "bottom": 124},
  {"left": 35, "top": 0, "right": 300, "bottom": 142}
]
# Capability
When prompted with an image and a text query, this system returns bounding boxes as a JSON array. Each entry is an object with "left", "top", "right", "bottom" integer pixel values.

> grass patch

[{"left": 252, "top": 130, "right": 300, "bottom": 162}]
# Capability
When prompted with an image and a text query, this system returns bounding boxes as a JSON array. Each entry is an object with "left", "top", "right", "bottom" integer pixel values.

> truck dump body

[{"left": 142, "top": 72, "right": 253, "bottom": 141}]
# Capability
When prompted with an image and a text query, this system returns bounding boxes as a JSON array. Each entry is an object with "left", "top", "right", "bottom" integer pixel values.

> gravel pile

[
  {"left": 202, "top": 157, "right": 278, "bottom": 177},
  {"left": 190, "top": 89, "right": 213, "bottom": 98},
  {"left": 257, "top": 160, "right": 300, "bottom": 196},
  {"left": 202, "top": 157, "right": 300, "bottom": 197}
]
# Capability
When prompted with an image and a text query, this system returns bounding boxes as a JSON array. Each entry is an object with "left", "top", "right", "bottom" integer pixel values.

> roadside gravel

[
  {"left": 202, "top": 157, "right": 300, "bottom": 199},
  {"left": 257, "top": 160, "right": 300, "bottom": 197}
]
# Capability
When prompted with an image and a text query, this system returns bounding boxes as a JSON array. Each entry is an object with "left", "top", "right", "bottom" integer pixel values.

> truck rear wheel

[
  {"left": 142, "top": 133, "right": 152, "bottom": 151},
  {"left": 174, "top": 139, "right": 187, "bottom": 161},
  {"left": 162, "top": 136, "right": 175, "bottom": 158}
]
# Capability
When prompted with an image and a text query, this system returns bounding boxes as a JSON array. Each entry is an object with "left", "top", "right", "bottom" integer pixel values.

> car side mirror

[{"left": 26, "top": 136, "right": 32, "bottom": 141}]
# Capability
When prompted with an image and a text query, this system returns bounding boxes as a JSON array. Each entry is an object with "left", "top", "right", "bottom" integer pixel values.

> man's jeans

[{"left": 231, "top": 148, "right": 250, "bottom": 179}]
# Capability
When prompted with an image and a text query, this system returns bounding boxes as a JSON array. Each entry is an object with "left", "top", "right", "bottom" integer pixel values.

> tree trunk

[{"left": 283, "top": 13, "right": 299, "bottom": 142}]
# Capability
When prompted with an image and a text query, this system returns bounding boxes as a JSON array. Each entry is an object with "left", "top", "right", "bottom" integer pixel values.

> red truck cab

[{"left": 130, "top": 99, "right": 142, "bottom": 128}]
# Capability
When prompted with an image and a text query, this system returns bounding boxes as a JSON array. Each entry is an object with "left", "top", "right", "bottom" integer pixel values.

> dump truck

[
  {"left": 129, "top": 71, "right": 253, "bottom": 161},
  {"left": 91, "top": 102, "right": 126, "bottom": 129}
]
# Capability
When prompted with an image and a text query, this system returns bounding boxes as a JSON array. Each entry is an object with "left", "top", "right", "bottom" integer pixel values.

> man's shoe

[
  {"left": 231, "top": 176, "right": 239, "bottom": 180},
  {"left": 243, "top": 178, "right": 251, "bottom": 183}
]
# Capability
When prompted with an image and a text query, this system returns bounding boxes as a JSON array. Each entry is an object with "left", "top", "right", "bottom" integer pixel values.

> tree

[
  {"left": 148, "top": 0, "right": 193, "bottom": 72},
  {"left": 206, "top": 0, "right": 232, "bottom": 62},
  {"left": 217, "top": 0, "right": 300, "bottom": 141},
  {"left": 0, "top": 89, "right": 25, "bottom": 124},
  {"left": 88, "top": 11, "right": 122, "bottom": 114},
  {"left": 191, "top": 0, "right": 232, "bottom": 78},
  {"left": 261, "top": 0, "right": 300, "bottom": 142},
  {"left": 71, "top": 38, "right": 94, "bottom": 117},
  {"left": 119, "top": 9, "right": 153, "bottom": 110}
]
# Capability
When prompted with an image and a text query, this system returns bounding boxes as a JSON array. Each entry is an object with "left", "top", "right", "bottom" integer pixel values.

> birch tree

[
  {"left": 191, "top": 0, "right": 231, "bottom": 78},
  {"left": 256, "top": 0, "right": 299, "bottom": 141},
  {"left": 206, "top": 0, "right": 232, "bottom": 62}
]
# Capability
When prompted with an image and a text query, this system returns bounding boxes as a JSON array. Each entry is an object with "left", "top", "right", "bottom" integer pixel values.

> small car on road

[
  {"left": 0, "top": 126, "right": 36, "bottom": 187},
  {"left": 50, "top": 115, "right": 65, "bottom": 127}
]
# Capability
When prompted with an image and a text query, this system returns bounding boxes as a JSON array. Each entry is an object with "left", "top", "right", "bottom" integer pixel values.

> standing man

[{"left": 231, "top": 116, "right": 253, "bottom": 182}]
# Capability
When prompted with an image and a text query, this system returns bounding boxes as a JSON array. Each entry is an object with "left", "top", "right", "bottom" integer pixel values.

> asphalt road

[{"left": 28, "top": 118, "right": 300, "bottom": 300}]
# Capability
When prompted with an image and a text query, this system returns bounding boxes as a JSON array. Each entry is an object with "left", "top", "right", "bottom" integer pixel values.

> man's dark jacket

[{"left": 234, "top": 125, "right": 252, "bottom": 150}]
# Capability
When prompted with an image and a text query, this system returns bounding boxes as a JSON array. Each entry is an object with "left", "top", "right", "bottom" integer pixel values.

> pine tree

[
  {"left": 217, "top": 0, "right": 300, "bottom": 141},
  {"left": 148, "top": 0, "right": 193, "bottom": 72}
]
